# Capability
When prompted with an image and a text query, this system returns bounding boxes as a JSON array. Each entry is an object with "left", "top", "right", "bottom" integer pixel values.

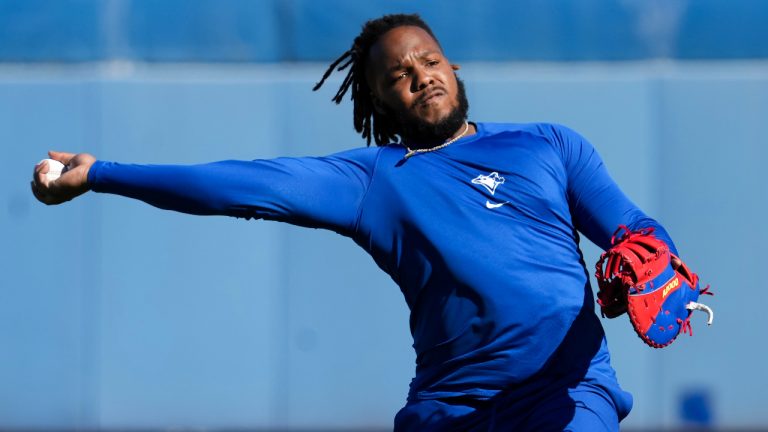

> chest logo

[
  {"left": 485, "top": 200, "right": 507, "bottom": 209},
  {"left": 472, "top": 172, "right": 505, "bottom": 194},
  {"left": 472, "top": 172, "right": 509, "bottom": 209}
]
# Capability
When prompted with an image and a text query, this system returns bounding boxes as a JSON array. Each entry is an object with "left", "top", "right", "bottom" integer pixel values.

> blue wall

[
  {"left": 2, "top": 62, "right": 767, "bottom": 430},
  {"left": 1, "top": 0, "right": 768, "bottom": 62}
]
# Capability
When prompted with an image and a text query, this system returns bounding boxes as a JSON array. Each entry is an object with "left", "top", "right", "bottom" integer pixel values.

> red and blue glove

[{"left": 595, "top": 226, "right": 714, "bottom": 348}]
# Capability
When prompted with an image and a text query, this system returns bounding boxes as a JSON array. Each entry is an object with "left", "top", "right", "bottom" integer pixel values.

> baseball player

[{"left": 32, "top": 13, "right": 709, "bottom": 431}]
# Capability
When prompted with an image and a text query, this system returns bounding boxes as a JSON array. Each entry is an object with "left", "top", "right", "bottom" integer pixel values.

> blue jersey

[{"left": 88, "top": 122, "right": 675, "bottom": 427}]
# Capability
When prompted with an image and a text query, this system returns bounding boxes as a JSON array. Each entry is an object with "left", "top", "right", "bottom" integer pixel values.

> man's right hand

[{"left": 31, "top": 151, "right": 96, "bottom": 205}]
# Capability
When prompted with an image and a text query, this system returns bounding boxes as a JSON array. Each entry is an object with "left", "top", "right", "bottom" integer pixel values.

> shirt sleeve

[
  {"left": 87, "top": 147, "right": 380, "bottom": 236},
  {"left": 543, "top": 124, "right": 678, "bottom": 255}
]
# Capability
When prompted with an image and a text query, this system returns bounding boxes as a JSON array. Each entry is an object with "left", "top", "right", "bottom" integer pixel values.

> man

[{"left": 32, "top": 13, "right": 678, "bottom": 431}]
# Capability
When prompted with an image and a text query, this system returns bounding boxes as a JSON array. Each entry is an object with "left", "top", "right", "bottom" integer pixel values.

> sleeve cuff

[{"left": 86, "top": 160, "right": 108, "bottom": 192}]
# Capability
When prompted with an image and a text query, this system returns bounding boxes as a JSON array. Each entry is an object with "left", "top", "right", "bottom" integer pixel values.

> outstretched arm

[{"left": 32, "top": 148, "right": 378, "bottom": 235}]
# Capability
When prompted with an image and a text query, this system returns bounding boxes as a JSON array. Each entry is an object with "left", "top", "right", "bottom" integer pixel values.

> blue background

[
  {"left": 1, "top": 1, "right": 766, "bottom": 430},
  {"left": 2, "top": 0, "right": 768, "bottom": 62}
]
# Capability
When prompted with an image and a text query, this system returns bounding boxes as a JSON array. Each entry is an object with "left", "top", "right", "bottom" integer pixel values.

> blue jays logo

[
  {"left": 471, "top": 172, "right": 505, "bottom": 194},
  {"left": 472, "top": 172, "right": 509, "bottom": 209}
]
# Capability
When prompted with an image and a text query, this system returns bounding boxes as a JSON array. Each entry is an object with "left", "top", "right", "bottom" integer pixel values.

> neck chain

[{"left": 403, "top": 122, "right": 470, "bottom": 159}]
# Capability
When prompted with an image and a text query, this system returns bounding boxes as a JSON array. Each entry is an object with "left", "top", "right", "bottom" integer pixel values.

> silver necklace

[{"left": 403, "top": 122, "right": 470, "bottom": 159}]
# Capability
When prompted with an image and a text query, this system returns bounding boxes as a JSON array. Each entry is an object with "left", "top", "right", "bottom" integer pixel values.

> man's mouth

[{"left": 414, "top": 89, "right": 446, "bottom": 107}]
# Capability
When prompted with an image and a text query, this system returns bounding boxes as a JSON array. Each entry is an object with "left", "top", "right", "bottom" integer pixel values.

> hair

[{"left": 312, "top": 14, "right": 440, "bottom": 146}]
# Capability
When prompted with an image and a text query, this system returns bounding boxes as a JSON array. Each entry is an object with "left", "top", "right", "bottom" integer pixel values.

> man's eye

[
  {"left": 426, "top": 60, "right": 439, "bottom": 67},
  {"left": 393, "top": 72, "right": 408, "bottom": 81}
]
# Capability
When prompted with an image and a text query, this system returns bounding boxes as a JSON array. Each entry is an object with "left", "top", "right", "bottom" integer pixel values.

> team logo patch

[
  {"left": 472, "top": 172, "right": 505, "bottom": 195},
  {"left": 472, "top": 172, "right": 509, "bottom": 209}
]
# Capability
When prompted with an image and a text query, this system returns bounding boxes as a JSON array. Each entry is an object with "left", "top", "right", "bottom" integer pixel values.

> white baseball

[{"left": 39, "top": 158, "right": 66, "bottom": 181}]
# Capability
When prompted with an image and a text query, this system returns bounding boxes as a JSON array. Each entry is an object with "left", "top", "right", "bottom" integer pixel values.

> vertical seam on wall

[
  {"left": 650, "top": 70, "right": 667, "bottom": 429},
  {"left": 82, "top": 77, "right": 103, "bottom": 429},
  {"left": 270, "top": 78, "right": 293, "bottom": 427}
]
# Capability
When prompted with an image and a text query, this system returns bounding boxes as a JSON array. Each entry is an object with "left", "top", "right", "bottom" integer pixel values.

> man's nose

[{"left": 411, "top": 68, "right": 433, "bottom": 92}]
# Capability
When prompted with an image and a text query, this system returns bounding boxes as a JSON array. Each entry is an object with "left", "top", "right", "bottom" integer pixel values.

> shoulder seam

[{"left": 351, "top": 146, "right": 385, "bottom": 234}]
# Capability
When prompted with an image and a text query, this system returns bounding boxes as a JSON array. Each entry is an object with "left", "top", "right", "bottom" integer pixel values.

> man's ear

[
  {"left": 370, "top": 93, "right": 386, "bottom": 114},
  {"left": 451, "top": 64, "right": 461, "bottom": 71}
]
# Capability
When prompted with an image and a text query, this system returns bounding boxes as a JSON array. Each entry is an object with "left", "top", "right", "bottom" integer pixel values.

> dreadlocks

[{"left": 312, "top": 14, "right": 440, "bottom": 146}]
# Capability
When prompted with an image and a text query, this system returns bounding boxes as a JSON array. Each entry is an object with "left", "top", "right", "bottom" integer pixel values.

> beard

[{"left": 386, "top": 76, "right": 470, "bottom": 148}]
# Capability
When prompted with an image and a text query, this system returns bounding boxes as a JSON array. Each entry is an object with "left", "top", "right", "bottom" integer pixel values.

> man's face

[{"left": 367, "top": 26, "right": 468, "bottom": 144}]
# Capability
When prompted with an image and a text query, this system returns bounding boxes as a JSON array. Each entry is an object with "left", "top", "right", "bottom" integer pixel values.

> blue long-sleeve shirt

[{"left": 88, "top": 122, "right": 675, "bottom": 417}]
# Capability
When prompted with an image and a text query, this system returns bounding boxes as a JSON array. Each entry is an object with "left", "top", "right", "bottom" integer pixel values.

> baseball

[{"left": 39, "top": 158, "right": 66, "bottom": 181}]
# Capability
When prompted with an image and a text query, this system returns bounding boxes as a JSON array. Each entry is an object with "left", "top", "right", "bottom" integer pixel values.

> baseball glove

[{"left": 595, "top": 225, "right": 713, "bottom": 348}]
